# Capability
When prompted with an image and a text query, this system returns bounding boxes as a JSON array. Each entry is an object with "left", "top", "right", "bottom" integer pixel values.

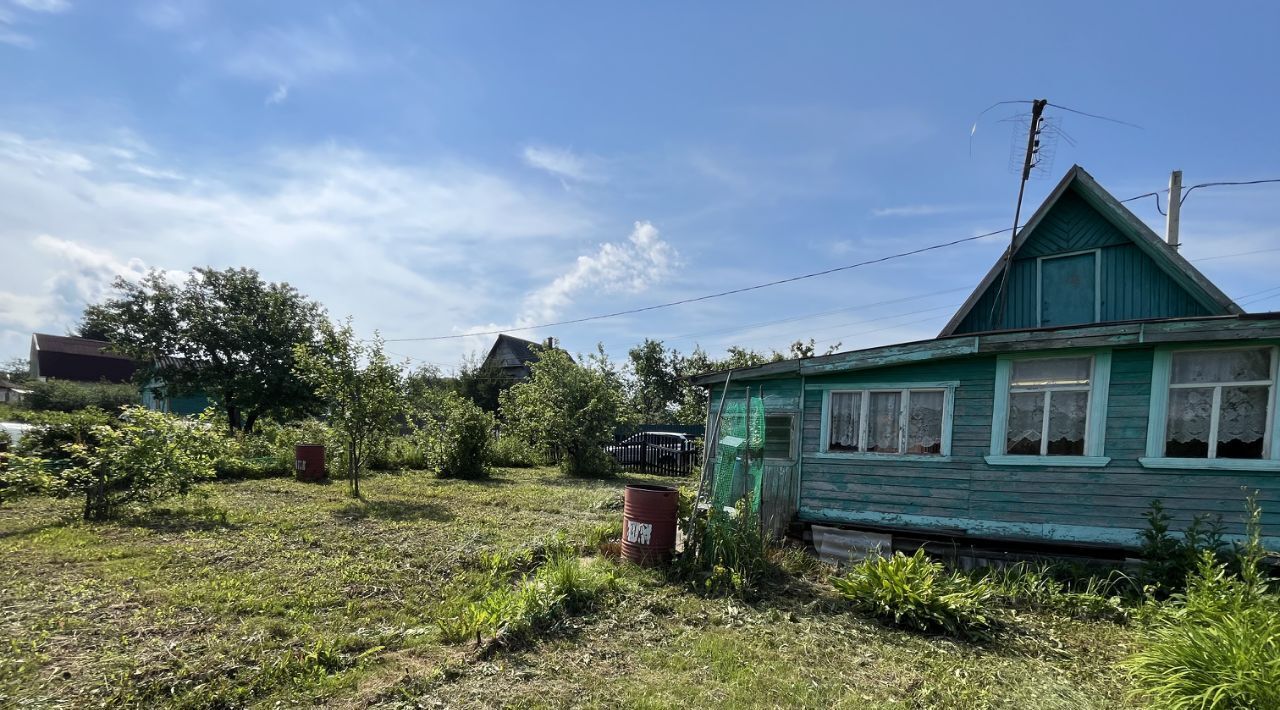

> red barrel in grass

[
  {"left": 622, "top": 484, "right": 679, "bottom": 566},
  {"left": 295, "top": 444, "right": 327, "bottom": 481}
]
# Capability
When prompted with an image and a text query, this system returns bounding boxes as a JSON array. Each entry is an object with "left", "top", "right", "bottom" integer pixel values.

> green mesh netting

[{"left": 711, "top": 391, "right": 766, "bottom": 516}]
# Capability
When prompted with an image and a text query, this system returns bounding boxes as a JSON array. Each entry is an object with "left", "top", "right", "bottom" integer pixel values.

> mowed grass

[{"left": 0, "top": 468, "right": 1139, "bottom": 708}]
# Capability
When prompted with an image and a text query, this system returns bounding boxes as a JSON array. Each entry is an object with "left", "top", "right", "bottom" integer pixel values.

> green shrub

[
  {"left": 24, "top": 379, "right": 139, "bottom": 413},
  {"left": 488, "top": 433, "right": 539, "bottom": 468},
  {"left": 1139, "top": 500, "right": 1228, "bottom": 596},
  {"left": 427, "top": 395, "right": 494, "bottom": 479},
  {"left": 4, "top": 406, "right": 226, "bottom": 520},
  {"left": 676, "top": 500, "right": 773, "bottom": 598},
  {"left": 832, "top": 548, "right": 997, "bottom": 640},
  {"left": 369, "top": 435, "right": 428, "bottom": 472},
  {"left": 977, "top": 562, "right": 1130, "bottom": 622},
  {"left": 1124, "top": 495, "right": 1280, "bottom": 709}
]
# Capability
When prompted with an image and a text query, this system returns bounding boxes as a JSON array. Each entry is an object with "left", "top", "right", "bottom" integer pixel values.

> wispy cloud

[
  {"left": 871, "top": 204, "right": 965, "bottom": 218},
  {"left": 224, "top": 18, "right": 366, "bottom": 84},
  {"left": 265, "top": 83, "right": 289, "bottom": 106},
  {"left": 518, "top": 221, "right": 677, "bottom": 326},
  {"left": 0, "top": 129, "right": 592, "bottom": 362},
  {"left": 11, "top": 0, "right": 70, "bottom": 13},
  {"left": 522, "top": 145, "right": 600, "bottom": 183}
]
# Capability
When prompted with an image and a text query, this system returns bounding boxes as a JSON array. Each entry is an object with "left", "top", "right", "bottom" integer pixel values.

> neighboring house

[
  {"left": 0, "top": 379, "right": 31, "bottom": 404},
  {"left": 29, "top": 333, "right": 137, "bottom": 383},
  {"left": 140, "top": 358, "right": 212, "bottom": 416},
  {"left": 693, "top": 165, "right": 1279, "bottom": 551},
  {"left": 481, "top": 334, "right": 565, "bottom": 381}
]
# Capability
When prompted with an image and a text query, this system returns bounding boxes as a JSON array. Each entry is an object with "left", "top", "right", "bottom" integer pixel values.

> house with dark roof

[
  {"left": 692, "top": 165, "right": 1280, "bottom": 551},
  {"left": 481, "top": 334, "right": 565, "bottom": 381},
  {"left": 0, "top": 378, "right": 31, "bottom": 404},
  {"left": 29, "top": 333, "right": 137, "bottom": 384}
]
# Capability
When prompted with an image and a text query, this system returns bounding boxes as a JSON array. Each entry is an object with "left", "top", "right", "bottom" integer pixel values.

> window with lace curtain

[
  {"left": 1164, "top": 347, "right": 1274, "bottom": 459},
  {"left": 824, "top": 388, "right": 948, "bottom": 456},
  {"left": 1004, "top": 357, "right": 1093, "bottom": 456}
]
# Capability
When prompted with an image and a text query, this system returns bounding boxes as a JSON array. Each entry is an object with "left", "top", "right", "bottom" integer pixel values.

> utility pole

[
  {"left": 992, "top": 98, "right": 1048, "bottom": 326},
  {"left": 1166, "top": 169, "right": 1183, "bottom": 249}
]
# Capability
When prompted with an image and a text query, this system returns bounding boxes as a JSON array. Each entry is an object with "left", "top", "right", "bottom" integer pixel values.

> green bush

[
  {"left": 833, "top": 548, "right": 996, "bottom": 640},
  {"left": 4, "top": 406, "right": 225, "bottom": 520},
  {"left": 24, "top": 379, "right": 139, "bottom": 413},
  {"left": 977, "top": 562, "right": 1130, "bottom": 622},
  {"left": 488, "top": 432, "right": 539, "bottom": 468},
  {"left": 427, "top": 395, "right": 494, "bottom": 479},
  {"left": 1124, "top": 496, "right": 1280, "bottom": 709},
  {"left": 1139, "top": 500, "right": 1228, "bottom": 595}
]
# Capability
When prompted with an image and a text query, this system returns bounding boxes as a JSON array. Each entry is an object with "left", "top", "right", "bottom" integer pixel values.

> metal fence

[{"left": 608, "top": 431, "right": 702, "bottom": 476}]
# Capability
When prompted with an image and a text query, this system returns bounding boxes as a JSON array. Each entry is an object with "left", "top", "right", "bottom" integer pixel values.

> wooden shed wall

[{"left": 794, "top": 348, "right": 1279, "bottom": 547}]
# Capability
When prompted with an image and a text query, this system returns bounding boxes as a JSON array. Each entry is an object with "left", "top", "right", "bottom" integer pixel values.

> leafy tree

[
  {"left": 3, "top": 407, "right": 225, "bottom": 520},
  {"left": 455, "top": 353, "right": 515, "bottom": 413},
  {"left": 81, "top": 267, "right": 327, "bottom": 434},
  {"left": 627, "top": 339, "right": 681, "bottom": 424},
  {"left": 499, "top": 346, "right": 621, "bottom": 477},
  {"left": 787, "top": 338, "right": 842, "bottom": 359},
  {"left": 1, "top": 358, "right": 31, "bottom": 383},
  {"left": 294, "top": 320, "right": 405, "bottom": 497}
]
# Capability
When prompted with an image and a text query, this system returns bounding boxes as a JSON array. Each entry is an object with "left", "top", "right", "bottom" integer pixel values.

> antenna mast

[{"left": 991, "top": 98, "right": 1048, "bottom": 327}]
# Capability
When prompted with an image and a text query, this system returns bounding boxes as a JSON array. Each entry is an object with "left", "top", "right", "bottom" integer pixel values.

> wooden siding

[
  {"left": 797, "top": 349, "right": 1280, "bottom": 547},
  {"left": 953, "top": 190, "right": 1214, "bottom": 334}
]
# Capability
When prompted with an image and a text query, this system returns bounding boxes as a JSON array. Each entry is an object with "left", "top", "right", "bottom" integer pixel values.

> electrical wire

[
  {"left": 1181, "top": 178, "right": 1280, "bottom": 206},
  {"left": 1120, "top": 191, "right": 1166, "bottom": 216},
  {"left": 1044, "top": 102, "right": 1144, "bottom": 130},
  {"left": 383, "top": 227, "right": 1013, "bottom": 343}
]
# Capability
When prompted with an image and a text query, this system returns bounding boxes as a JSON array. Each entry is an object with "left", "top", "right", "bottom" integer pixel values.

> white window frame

[
  {"left": 1036, "top": 249, "right": 1102, "bottom": 327},
  {"left": 817, "top": 383, "right": 954, "bottom": 460},
  {"left": 987, "top": 351, "right": 1112, "bottom": 467},
  {"left": 1141, "top": 344, "right": 1280, "bottom": 471}
]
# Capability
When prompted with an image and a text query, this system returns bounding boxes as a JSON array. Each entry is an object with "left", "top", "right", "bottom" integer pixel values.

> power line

[
  {"left": 1192, "top": 247, "right": 1280, "bottom": 263},
  {"left": 383, "top": 227, "right": 1013, "bottom": 343},
  {"left": 382, "top": 178, "right": 1280, "bottom": 345}
]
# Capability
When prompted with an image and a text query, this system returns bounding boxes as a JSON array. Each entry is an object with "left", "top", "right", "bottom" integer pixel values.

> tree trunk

[
  {"left": 349, "top": 441, "right": 360, "bottom": 498},
  {"left": 244, "top": 410, "right": 260, "bottom": 434}
]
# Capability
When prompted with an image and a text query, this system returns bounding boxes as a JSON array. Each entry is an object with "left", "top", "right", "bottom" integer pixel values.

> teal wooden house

[{"left": 693, "top": 166, "right": 1280, "bottom": 551}]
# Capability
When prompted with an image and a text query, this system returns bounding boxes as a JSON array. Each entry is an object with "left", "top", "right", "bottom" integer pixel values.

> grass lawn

[{"left": 0, "top": 467, "right": 1140, "bottom": 708}]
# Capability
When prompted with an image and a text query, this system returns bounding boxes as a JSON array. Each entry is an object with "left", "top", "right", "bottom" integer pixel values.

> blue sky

[{"left": 2, "top": 2, "right": 1278, "bottom": 370}]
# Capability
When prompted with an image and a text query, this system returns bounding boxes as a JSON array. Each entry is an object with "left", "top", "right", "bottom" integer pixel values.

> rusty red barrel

[
  {"left": 295, "top": 444, "right": 326, "bottom": 481},
  {"left": 622, "top": 484, "right": 679, "bottom": 566}
]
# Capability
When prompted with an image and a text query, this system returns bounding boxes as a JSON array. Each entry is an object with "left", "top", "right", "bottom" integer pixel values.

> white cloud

[
  {"left": 225, "top": 19, "right": 365, "bottom": 85},
  {"left": 136, "top": 0, "right": 202, "bottom": 30},
  {"left": 10, "top": 0, "right": 69, "bottom": 13},
  {"left": 522, "top": 145, "right": 599, "bottom": 183},
  {"left": 265, "top": 83, "right": 289, "bottom": 106},
  {"left": 872, "top": 204, "right": 963, "bottom": 218},
  {"left": 0, "top": 130, "right": 594, "bottom": 363},
  {"left": 518, "top": 221, "right": 677, "bottom": 326}
]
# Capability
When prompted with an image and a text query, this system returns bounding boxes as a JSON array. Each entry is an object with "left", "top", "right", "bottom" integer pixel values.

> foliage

[
  {"left": 976, "top": 562, "right": 1131, "bottom": 622},
  {"left": 487, "top": 433, "right": 540, "bottom": 468},
  {"left": 1139, "top": 500, "right": 1228, "bottom": 596},
  {"left": 418, "top": 394, "right": 495, "bottom": 479},
  {"left": 294, "top": 320, "right": 405, "bottom": 497},
  {"left": 786, "top": 338, "right": 842, "bottom": 359},
  {"left": 833, "top": 549, "right": 997, "bottom": 640},
  {"left": 676, "top": 500, "right": 773, "bottom": 598},
  {"left": 455, "top": 354, "right": 516, "bottom": 413},
  {"left": 1, "top": 357, "right": 31, "bottom": 383},
  {"left": 22, "top": 379, "right": 139, "bottom": 413},
  {"left": 499, "top": 346, "right": 621, "bottom": 477},
  {"left": 627, "top": 339, "right": 683, "bottom": 424},
  {"left": 4, "top": 407, "right": 225, "bottom": 520},
  {"left": 1124, "top": 497, "right": 1279, "bottom": 709},
  {"left": 81, "top": 266, "right": 328, "bottom": 433}
]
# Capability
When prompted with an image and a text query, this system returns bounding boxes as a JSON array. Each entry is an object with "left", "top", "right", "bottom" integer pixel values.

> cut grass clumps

[
  {"left": 979, "top": 561, "right": 1131, "bottom": 623},
  {"left": 833, "top": 548, "right": 996, "bottom": 640},
  {"left": 437, "top": 540, "right": 622, "bottom": 650}
]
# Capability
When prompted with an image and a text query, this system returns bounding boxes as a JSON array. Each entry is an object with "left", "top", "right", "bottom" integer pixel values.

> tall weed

[
  {"left": 676, "top": 500, "right": 773, "bottom": 598},
  {"left": 833, "top": 548, "right": 996, "bottom": 640}
]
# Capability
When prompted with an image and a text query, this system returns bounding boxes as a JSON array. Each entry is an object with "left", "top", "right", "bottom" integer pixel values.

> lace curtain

[
  {"left": 906, "top": 391, "right": 943, "bottom": 454},
  {"left": 1006, "top": 391, "right": 1045, "bottom": 454},
  {"left": 866, "top": 391, "right": 901, "bottom": 453},
  {"left": 828, "top": 392, "right": 860, "bottom": 450},
  {"left": 1045, "top": 390, "right": 1087, "bottom": 455}
]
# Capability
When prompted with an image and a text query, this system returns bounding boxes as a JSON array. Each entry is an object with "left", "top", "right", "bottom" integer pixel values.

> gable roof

[
  {"left": 938, "top": 166, "right": 1242, "bottom": 336},
  {"left": 31, "top": 333, "right": 133, "bottom": 359},
  {"left": 483, "top": 334, "right": 541, "bottom": 370}
]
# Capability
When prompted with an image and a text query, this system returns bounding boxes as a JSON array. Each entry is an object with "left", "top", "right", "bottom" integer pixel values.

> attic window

[{"left": 1038, "top": 250, "right": 1099, "bottom": 327}]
